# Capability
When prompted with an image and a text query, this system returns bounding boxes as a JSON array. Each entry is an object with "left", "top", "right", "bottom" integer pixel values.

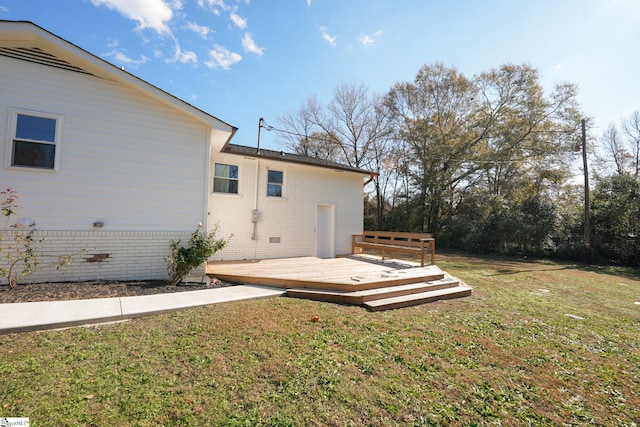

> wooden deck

[{"left": 206, "top": 256, "right": 472, "bottom": 311}]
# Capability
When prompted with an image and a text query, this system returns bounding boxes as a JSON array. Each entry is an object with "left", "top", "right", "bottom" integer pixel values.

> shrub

[{"left": 166, "top": 226, "right": 228, "bottom": 285}]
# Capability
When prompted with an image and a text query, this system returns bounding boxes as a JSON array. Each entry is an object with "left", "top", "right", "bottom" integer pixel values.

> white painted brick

[
  {"left": 208, "top": 154, "right": 365, "bottom": 261},
  {"left": 0, "top": 230, "right": 192, "bottom": 284}
]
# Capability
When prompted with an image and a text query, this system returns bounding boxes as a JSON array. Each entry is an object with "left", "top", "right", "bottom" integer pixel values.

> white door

[{"left": 316, "top": 204, "right": 335, "bottom": 258}]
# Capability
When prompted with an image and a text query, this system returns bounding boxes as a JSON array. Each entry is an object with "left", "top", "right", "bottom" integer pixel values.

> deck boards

[
  {"left": 207, "top": 256, "right": 473, "bottom": 309},
  {"left": 207, "top": 256, "right": 445, "bottom": 291}
]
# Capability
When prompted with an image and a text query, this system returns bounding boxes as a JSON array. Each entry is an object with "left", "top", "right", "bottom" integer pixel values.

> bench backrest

[{"left": 361, "top": 231, "right": 432, "bottom": 248}]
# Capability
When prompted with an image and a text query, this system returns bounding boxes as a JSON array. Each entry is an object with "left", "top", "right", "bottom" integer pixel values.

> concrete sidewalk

[{"left": 0, "top": 285, "right": 286, "bottom": 335}]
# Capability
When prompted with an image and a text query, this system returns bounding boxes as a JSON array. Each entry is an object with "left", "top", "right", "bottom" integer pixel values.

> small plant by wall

[
  {"left": 0, "top": 187, "right": 43, "bottom": 288},
  {"left": 166, "top": 225, "right": 228, "bottom": 286}
]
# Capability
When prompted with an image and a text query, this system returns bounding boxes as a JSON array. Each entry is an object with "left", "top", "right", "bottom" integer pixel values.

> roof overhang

[
  {"left": 0, "top": 20, "right": 237, "bottom": 135},
  {"left": 221, "top": 143, "right": 378, "bottom": 178}
]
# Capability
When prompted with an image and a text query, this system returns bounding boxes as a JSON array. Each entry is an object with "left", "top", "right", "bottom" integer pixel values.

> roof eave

[
  {"left": 221, "top": 144, "right": 377, "bottom": 177},
  {"left": 0, "top": 20, "right": 236, "bottom": 134}
]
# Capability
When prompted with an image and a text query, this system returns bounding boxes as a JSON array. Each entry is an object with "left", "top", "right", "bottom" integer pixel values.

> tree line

[{"left": 276, "top": 62, "right": 640, "bottom": 267}]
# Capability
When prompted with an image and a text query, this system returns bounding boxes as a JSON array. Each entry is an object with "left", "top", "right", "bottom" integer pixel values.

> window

[
  {"left": 213, "top": 163, "right": 239, "bottom": 194},
  {"left": 8, "top": 109, "right": 62, "bottom": 170},
  {"left": 267, "top": 169, "right": 283, "bottom": 197}
]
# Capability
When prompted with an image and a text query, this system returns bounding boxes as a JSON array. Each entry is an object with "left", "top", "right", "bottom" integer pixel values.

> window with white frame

[
  {"left": 267, "top": 169, "right": 283, "bottom": 197},
  {"left": 213, "top": 163, "right": 239, "bottom": 194},
  {"left": 8, "top": 109, "right": 63, "bottom": 170}
]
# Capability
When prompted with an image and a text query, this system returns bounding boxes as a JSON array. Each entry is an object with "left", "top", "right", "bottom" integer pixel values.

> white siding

[
  {"left": 1, "top": 56, "right": 210, "bottom": 232},
  {"left": 208, "top": 152, "right": 365, "bottom": 260}
]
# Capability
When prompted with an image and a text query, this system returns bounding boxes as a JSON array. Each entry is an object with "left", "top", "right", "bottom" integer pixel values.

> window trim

[
  {"left": 6, "top": 108, "right": 64, "bottom": 171},
  {"left": 212, "top": 162, "right": 240, "bottom": 194},
  {"left": 266, "top": 168, "right": 284, "bottom": 198}
]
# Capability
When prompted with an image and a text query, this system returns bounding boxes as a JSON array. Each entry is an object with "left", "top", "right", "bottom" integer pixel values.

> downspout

[
  {"left": 252, "top": 118, "right": 262, "bottom": 242},
  {"left": 203, "top": 128, "right": 213, "bottom": 232},
  {"left": 252, "top": 160, "right": 260, "bottom": 241}
]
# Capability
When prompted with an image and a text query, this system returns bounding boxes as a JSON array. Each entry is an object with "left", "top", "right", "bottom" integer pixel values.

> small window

[
  {"left": 213, "top": 163, "right": 239, "bottom": 194},
  {"left": 8, "top": 110, "right": 62, "bottom": 170},
  {"left": 267, "top": 169, "right": 283, "bottom": 197}
]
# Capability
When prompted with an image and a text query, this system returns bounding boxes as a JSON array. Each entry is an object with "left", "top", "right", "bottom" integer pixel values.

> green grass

[{"left": 1, "top": 253, "right": 639, "bottom": 426}]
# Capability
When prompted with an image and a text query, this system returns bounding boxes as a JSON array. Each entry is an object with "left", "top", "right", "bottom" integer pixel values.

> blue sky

[{"left": 2, "top": 0, "right": 639, "bottom": 150}]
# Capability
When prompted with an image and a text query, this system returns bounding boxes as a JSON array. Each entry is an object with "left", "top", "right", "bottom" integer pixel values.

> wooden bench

[{"left": 351, "top": 231, "right": 435, "bottom": 267}]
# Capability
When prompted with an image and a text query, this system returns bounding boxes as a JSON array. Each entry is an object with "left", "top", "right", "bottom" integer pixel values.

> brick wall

[
  {"left": 208, "top": 154, "right": 365, "bottom": 261},
  {"left": 1, "top": 230, "right": 193, "bottom": 284}
]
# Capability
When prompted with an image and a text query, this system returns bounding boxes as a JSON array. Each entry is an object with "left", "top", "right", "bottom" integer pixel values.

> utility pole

[
  {"left": 257, "top": 117, "right": 264, "bottom": 154},
  {"left": 581, "top": 119, "right": 592, "bottom": 264}
]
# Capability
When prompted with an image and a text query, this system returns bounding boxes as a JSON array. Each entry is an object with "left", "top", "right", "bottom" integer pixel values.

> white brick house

[
  {"left": 209, "top": 144, "right": 372, "bottom": 261},
  {"left": 0, "top": 21, "right": 373, "bottom": 284}
]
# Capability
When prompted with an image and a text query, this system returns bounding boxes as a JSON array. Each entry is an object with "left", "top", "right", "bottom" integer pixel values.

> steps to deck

[
  {"left": 287, "top": 275, "right": 460, "bottom": 304},
  {"left": 364, "top": 283, "right": 473, "bottom": 311},
  {"left": 287, "top": 274, "right": 472, "bottom": 311},
  {"left": 208, "top": 256, "right": 473, "bottom": 311}
]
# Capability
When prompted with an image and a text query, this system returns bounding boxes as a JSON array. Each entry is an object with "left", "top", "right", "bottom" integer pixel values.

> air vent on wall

[{"left": 0, "top": 46, "right": 94, "bottom": 76}]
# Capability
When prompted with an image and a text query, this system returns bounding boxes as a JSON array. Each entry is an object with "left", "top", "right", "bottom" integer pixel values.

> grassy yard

[{"left": 1, "top": 253, "right": 639, "bottom": 426}]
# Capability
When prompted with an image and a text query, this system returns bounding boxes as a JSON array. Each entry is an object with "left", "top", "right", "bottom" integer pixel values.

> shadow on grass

[
  {"left": 582, "top": 265, "right": 640, "bottom": 281},
  {"left": 437, "top": 249, "right": 640, "bottom": 280}
]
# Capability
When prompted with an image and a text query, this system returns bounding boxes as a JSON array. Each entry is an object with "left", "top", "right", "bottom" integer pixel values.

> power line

[
  {"left": 260, "top": 119, "right": 334, "bottom": 142},
  {"left": 259, "top": 119, "right": 578, "bottom": 166}
]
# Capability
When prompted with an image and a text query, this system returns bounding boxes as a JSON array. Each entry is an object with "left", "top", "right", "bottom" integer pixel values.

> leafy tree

[
  {"left": 384, "top": 63, "right": 581, "bottom": 236},
  {"left": 513, "top": 196, "right": 557, "bottom": 254},
  {"left": 590, "top": 174, "right": 640, "bottom": 266},
  {"left": 385, "top": 63, "right": 480, "bottom": 233},
  {"left": 473, "top": 66, "right": 580, "bottom": 203}
]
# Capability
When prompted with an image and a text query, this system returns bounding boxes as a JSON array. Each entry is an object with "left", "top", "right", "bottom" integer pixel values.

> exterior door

[{"left": 316, "top": 204, "right": 335, "bottom": 258}]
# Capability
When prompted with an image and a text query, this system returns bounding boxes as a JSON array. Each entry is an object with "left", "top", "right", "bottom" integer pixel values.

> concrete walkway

[{"left": 0, "top": 285, "right": 285, "bottom": 335}]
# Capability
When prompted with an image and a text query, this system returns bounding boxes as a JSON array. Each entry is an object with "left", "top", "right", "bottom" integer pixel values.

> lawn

[{"left": 1, "top": 253, "right": 639, "bottom": 426}]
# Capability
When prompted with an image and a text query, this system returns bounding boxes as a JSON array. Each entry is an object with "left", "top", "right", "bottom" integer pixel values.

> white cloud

[
  {"left": 306, "top": 0, "right": 311, "bottom": 6},
  {"left": 242, "top": 33, "right": 264, "bottom": 56},
  {"left": 186, "top": 21, "right": 211, "bottom": 39},
  {"left": 91, "top": 0, "right": 174, "bottom": 35},
  {"left": 230, "top": 11, "right": 247, "bottom": 30},
  {"left": 103, "top": 50, "right": 149, "bottom": 68},
  {"left": 319, "top": 25, "right": 336, "bottom": 46},
  {"left": 358, "top": 35, "right": 374, "bottom": 46},
  {"left": 168, "top": 41, "right": 197, "bottom": 64},
  {"left": 0, "top": 5, "right": 9, "bottom": 12},
  {"left": 198, "top": 0, "right": 229, "bottom": 15},
  {"left": 205, "top": 44, "right": 242, "bottom": 70},
  {"left": 358, "top": 30, "right": 382, "bottom": 46}
]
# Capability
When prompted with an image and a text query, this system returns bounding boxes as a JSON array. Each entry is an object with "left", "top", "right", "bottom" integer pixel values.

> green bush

[{"left": 166, "top": 226, "right": 228, "bottom": 285}]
